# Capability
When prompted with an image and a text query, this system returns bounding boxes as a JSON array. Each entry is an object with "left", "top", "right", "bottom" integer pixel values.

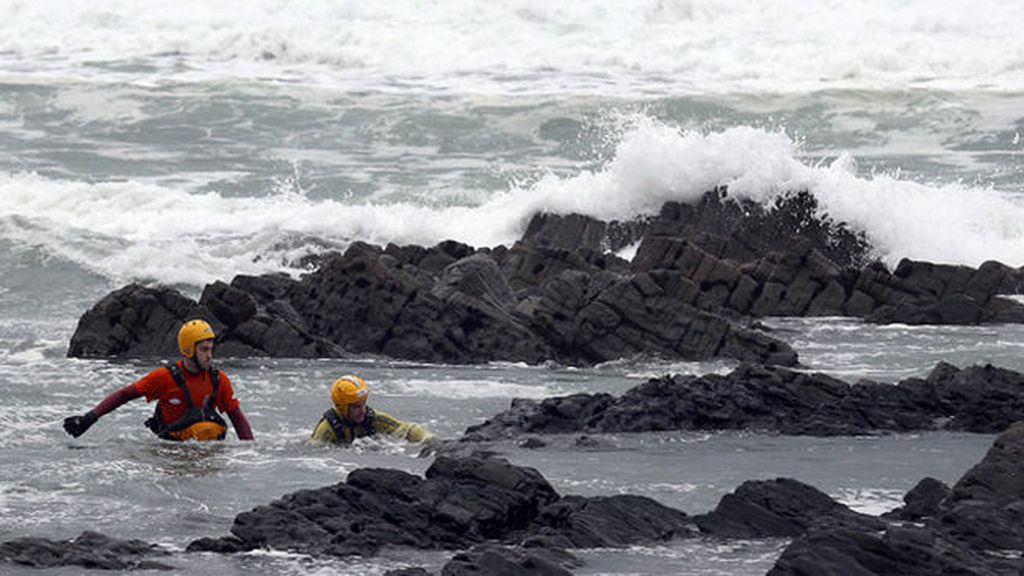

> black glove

[{"left": 63, "top": 411, "right": 98, "bottom": 438}]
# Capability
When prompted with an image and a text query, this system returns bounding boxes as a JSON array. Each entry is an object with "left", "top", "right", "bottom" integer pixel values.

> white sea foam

[
  {"left": 0, "top": 1, "right": 1022, "bottom": 94},
  {"left": 391, "top": 378, "right": 553, "bottom": 400},
  {"left": 835, "top": 486, "right": 907, "bottom": 516},
  {"left": 1, "top": 119, "right": 1022, "bottom": 289}
]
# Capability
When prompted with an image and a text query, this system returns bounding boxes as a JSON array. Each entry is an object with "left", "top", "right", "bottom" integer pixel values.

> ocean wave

[
  {"left": 0, "top": 1, "right": 1022, "bottom": 94},
  {"left": 1, "top": 119, "right": 1022, "bottom": 290}
]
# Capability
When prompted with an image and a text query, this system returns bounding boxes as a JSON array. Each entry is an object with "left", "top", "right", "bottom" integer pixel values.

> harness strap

[
  {"left": 146, "top": 362, "right": 225, "bottom": 438},
  {"left": 167, "top": 363, "right": 220, "bottom": 409},
  {"left": 322, "top": 407, "right": 376, "bottom": 443}
]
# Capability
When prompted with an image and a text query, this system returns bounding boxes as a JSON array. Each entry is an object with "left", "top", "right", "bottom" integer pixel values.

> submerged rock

[
  {"left": 440, "top": 543, "right": 581, "bottom": 576},
  {"left": 68, "top": 234, "right": 797, "bottom": 367},
  {"left": 461, "top": 362, "right": 1024, "bottom": 440},
  {"left": 0, "top": 531, "right": 173, "bottom": 571},
  {"left": 189, "top": 456, "right": 558, "bottom": 557},
  {"left": 767, "top": 526, "right": 1015, "bottom": 576},
  {"left": 187, "top": 455, "right": 691, "bottom": 558},
  {"left": 882, "top": 477, "right": 951, "bottom": 521},
  {"left": 769, "top": 421, "right": 1024, "bottom": 575},
  {"left": 693, "top": 478, "right": 884, "bottom": 538},
  {"left": 33, "top": 425, "right": 1024, "bottom": 574},
  {"left": 187, "top": 453, "right": 891, "bottom": 569},
  {"left": 68, "top": 188, "right": 1024, "bottom": 364}
]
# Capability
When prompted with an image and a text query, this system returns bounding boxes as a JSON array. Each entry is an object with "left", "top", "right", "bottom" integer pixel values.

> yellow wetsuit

[{"left": 310, "top": 407, "right": 433, "bottom": 445}]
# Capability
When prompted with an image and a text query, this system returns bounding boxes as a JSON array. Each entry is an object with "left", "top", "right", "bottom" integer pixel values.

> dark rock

[
  {"left": 70, "top": 191, "right": 1024, "bottom": 364},
  {"left": 287, "top": 242, "right": 422, "bottom": 354},
  {"left": 0, "top": 531, "right": 173, "bottom": 570},
  {"left": 858, "top": 258, "right": 1024, "bottom": 326},
  {"left": 517, "top": 436, "right": 548, "bottom": 449},
  {"left": 769, "top": 421, "right": 1024, "bottom": 576},
  {"left": 521, "top": 213, "right": 609, "bottom": 253},
  {"left": 385, "top": 569, "right": 433, "bottom": 576},
  {"left": 463, "top": 362, "right": 1024, "bottom": 440},
  {"left": 441, "top": 543, "right": 580, "bottom": 576},
  {"left": 520, "top": 212, "right": 648, "bottom": 255},
  {"left": 922, "top": 363, "right": 1024, "bottom": 433},
  {"left": 510, "top": 263, "right": 797, "bottom": 365},
  {"left": 693, "top": 478, "right": 884, "bottom": 538},
  {"left": 867, "top": 294, "right": 987, "bottom": 325},
  {"left": 67, "top": 284, "right": 198, "bottom": 358},
  {"left": 190, "top": 455, "right": 700, "bottom": 562},
  {"left": 185, "top": 535, "right": 252, "bottom": 554},
  {"left": 636, "top": 189, "right": 871, "bottom": 269},
  {"left": 882, "top": 477, "right": 951, "bottom": 521},
  {"left": 420, "top": 252, "right": 553, "bottom": 364},
  {"left": 200, "top": 280, "right": 258, "bottom": 328},
  {"left": 767, "top": 526, "right": 1014, "bottom": 576},
  {"left": 499, "top": 241, "right": 626, "bottom": 294},
  {"left": 940, "top": 421, "right": 1024, "bottom": 550},
  {"left": 527, "top": 494, "right": 690, "bottom": 547},
  {"left": 191, "top": 456, "right": 561, "bottom": 557}
]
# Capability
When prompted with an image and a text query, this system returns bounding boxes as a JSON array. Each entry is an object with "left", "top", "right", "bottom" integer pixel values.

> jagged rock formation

[
  {"left": 769, "top": 421, "right": 1024, "bottom": 575},
  {"left": 626, "top": 191, "right": 1024, "bottom": 323},
  {"left": 692, "top": 477, "right": 885, "bottom": 538},
  {"left": 68, "top": 188, "right": 1024, "bottom": 365},
  {"left": 0, "top": 531, "right": 173, "bottom": 571},
  {"left": 185, "top": 454, "right": 884, "bottom": 565},
  {"left": 186, "top": 455, "right": 691, "bottom": 557},
  {"left": 459, "top": 362, "right": 1024, "bottom": 440},
  {"left": 10, "top": 424, "right": 1023, "bottom": 574},
  {"left": 432, "top": 544, "right": 581, "bottom": 576}
]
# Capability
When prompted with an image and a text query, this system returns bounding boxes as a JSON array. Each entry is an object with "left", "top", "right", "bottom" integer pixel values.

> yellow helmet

[
  {"left": 178, "top": 319, "right": 215, "bottom": 358},
  {"left": 331, "top": 375, "right": 369, "bottom": 415}
]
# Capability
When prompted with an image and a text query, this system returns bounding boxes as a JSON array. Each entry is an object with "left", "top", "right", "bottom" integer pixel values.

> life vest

[
  {"left": 145, "top": 363, "right": 228, "bottom": 442},
  {"left": 321, "top": 407, "right": 376, "bottom": 444}
]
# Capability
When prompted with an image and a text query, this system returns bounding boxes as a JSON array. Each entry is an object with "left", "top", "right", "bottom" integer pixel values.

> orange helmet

[
  {"left": 178, "top": 319, "right": 215, "bottom": 358},
  {"left": 331, "top": 375, "right": 369, "bottom": 415}
]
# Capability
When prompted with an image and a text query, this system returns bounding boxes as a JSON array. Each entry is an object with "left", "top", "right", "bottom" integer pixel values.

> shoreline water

[{"left": 2, "top": 2, "right": 1024, "bottom": 573}]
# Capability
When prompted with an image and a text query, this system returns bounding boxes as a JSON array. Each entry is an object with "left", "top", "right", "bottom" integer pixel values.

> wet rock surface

[
  {"left": 68, "top": 239, "right": 795, "bottom": 366},
  {"left": 461, "top": 362, "right": 1024, "bottom": 440},
  {"left": 0, "top": 531, "right": 173, "bottom": 571},
  {"left": 11, "top": 424, "right": 1024, "bottom": 574},
  {"left": 769, "top": 422, "right": 1024, "bottom": 575},
  {"left": 187, "top": 424, "right": 1024, "bottom": 574},
  {"left": 437, "top": 543, "right": 581, "bottom": 576},
  {"left": 692, "top": 478, "right": 885, "bottom": 538},
  {"left": 69, "top": 190, "right": 1024, "bottom": 365},
  {"left": 182, "top": 454, "right": 894, "bottom": 568},
  {"left": 186, "top": 455, "right": 690, "bottom": 557}
]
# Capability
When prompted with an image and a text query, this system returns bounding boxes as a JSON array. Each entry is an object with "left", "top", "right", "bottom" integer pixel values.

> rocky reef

[
  {"left": 13, "top": 421, "right": 1022, "bottom": 574},
  {"left": 67, "top": 189, "right": 1024, "bottom": 367},
  {"left": 457, "top": 362, "right": 1024, "bottom": 440},
  {"left": 0, "top": 531, "right": 172, "bottom": 571},
  {"left": 768, "top": 421, "right": 1024, "bottom": 575}
]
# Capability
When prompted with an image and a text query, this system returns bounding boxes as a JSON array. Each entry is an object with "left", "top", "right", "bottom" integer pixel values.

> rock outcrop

[
  {"left": 459, "top": 362, "right": 1024, "bottom": 440},
  {"left": 185, "top": 454, "right": 893, "bottom": 568},
  {"left": 769, "top": 421, "right": 1024, "bottom": 575},
  {"left": 11, "top": 424, "right": 1024, "bottom": 574},
  {"left": 186, "top": 455, "right": 691, "bottom": 557},
  {"left": 627, "top": 191, "right": 1024, "bottom": 323},
  {"left": 692, "top": 478, "right": 885, "bottom": 538},
  {"left": 0, "top": 531, "right": 173, "bottom": 571},
  {"left": 68, "top": 188, "right": 1024, "bottom": 365}
]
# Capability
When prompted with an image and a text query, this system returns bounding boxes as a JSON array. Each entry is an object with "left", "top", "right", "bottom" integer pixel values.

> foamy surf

[
  {"left": 1, "top": 1, "right": 1022, "bottom": 94},
  {"left": 2, "top": 120, "right": 1022, "bottom": 290},
  {"left": 390, "top": 378, "right": 555, "bottom": 400}
]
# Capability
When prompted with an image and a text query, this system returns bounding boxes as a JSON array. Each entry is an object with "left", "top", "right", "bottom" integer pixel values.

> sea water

[{"left": 0, "top": 2, "right": 1022, "bottom": 574}]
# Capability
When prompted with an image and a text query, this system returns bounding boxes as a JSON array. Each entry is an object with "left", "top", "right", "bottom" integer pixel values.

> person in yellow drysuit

[{"left": 310, "top": 374, "right": 433, "bottom": 445}]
